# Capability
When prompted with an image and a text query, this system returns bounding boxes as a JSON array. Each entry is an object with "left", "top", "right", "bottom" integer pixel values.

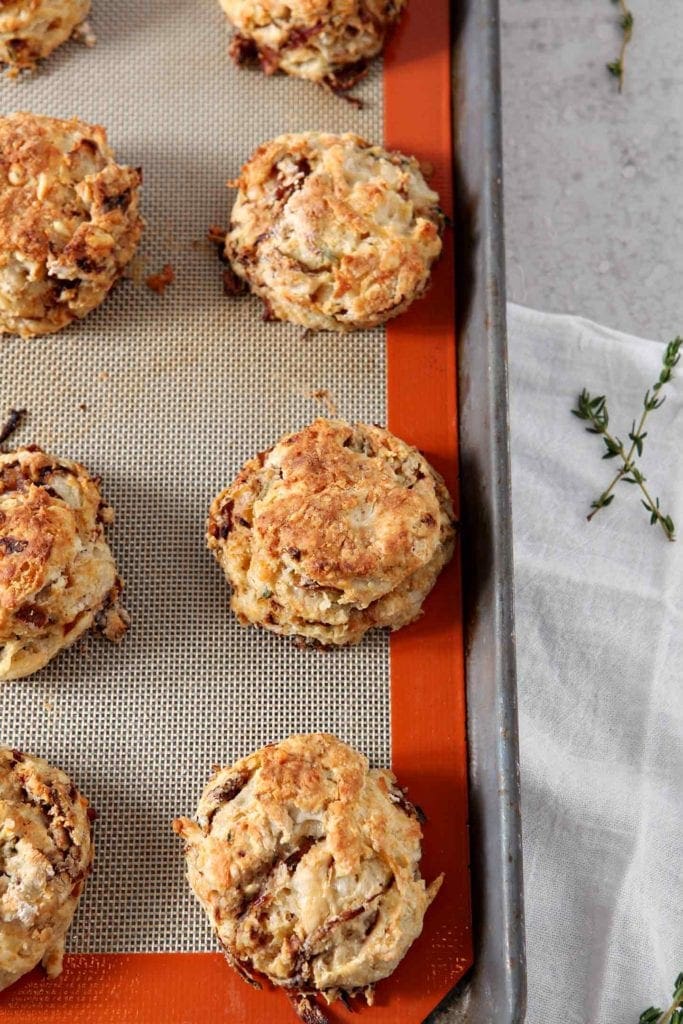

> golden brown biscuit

[
  {"left": 0, "top": 112, "right": 143, "bottom": 339},
  {"left": 207, "top": 418, "right": 455, "bottom": 646},
  {"left": 222, "top": 0, "right": 407, "bottom": 89},
  {"left": 225, "top": 132, "right": 443, "bottom": 332},
  {"left": 0, "top": 446, "right": 129, "bottom": 682},
  {"left": 0, "top": 747, "right": 93, "bottom": 992},
  {"left": 173, "top": 733, "right": 441, "bottom": 1019},
  {"left": 0, "top": 0, "right": 91, "bottom": 73}
]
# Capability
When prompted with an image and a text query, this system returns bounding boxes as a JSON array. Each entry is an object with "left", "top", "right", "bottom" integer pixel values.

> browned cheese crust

[
  {"left": 225, "top": 132, "right": 443, "bottom": 332},
  {"left": 207, "top": 418, "right": 455, "bottom": 646},
  {"left": 0, "top": 747, "right": 93, "bottom": 991},
  {"left": 221, "top": 0, "right": 407, "bottom": 88},
  {"left": 0, "top": 446, "right": 129, "bottom": 681},
  {"left": 173, "top": 733, "right": 441, "bottom": 1013},
  {"left": 0, "top": 112, "right": 143, "bottom": 338}
]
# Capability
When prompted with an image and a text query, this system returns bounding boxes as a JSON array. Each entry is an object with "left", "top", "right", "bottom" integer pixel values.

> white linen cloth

[{"left": 507, "top": 304, "right": 682, "bottom": 1023}]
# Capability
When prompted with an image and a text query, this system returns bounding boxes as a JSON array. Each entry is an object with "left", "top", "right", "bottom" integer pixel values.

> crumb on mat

[
  {"left": 308, "top": 388, "right": 338, "bottom": 416},
  {"left": 145, "top": 264, "right": 175, "bottom": 295}
]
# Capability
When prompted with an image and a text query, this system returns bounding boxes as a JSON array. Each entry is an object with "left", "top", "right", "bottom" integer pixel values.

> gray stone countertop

[{"left": 501, "top": 0, "right": 683, "bottom": 341}]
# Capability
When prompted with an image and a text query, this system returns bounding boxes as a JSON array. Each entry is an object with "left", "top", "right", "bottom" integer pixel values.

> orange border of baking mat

[{"left": 1, "top": 1, "right": 471, "bottom": 1019}]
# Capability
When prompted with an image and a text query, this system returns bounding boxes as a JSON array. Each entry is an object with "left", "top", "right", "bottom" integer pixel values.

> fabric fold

[{"left": 507, "top": 303, "right": 682, "bottom": 1023}]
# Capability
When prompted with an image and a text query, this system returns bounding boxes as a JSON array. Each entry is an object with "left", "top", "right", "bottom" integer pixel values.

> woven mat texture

[{"left": 0, "top": 0, "right": 388, "bottom": 952}]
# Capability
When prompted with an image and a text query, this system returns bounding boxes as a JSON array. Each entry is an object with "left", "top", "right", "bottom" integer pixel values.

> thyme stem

[
  {"left": 585, "top": 401, "right": 649, "bottom": 520},
  {"left": 607, "top": 0, "right": 634, "bottom": 92},
  {"left": 584, "top": 427, "right": 671, "bottom": 539}
]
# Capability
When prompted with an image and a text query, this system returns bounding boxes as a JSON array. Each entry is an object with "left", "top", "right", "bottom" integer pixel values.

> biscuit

[
  {"left": 207, "top": 418, "right": 455, "bottom": 646},
  {"left": 0, "top": 747, "right": 93, "bottom": 992},
  {"left": 222, "top": 0, "right": 407, "bottom": 89},
  {"left": 225, "top": 132, "right": 443, "bottom": 332},
  {"left": 173, "top": 733, "right": 441, "bottom": 1017},
  {"left": 0, "top": 112, "right": 143, "bottom": 339},
  {"left": 0, "top": 446, "right": 129, "bottom": 682},
  {"left": 0, "top": 0, "right": 91, "bottom": 72}
]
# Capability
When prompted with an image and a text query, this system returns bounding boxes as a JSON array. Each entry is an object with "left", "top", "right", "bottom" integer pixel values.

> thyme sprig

[
  {"left": 572, "top": 337, "right": 681, "bottom": 541},
  {"left": 639, "top": 971, "right": 683, "bottom": 1024},
  {"left": 607, "top": 0, "right": 634, "bottom": 92}
]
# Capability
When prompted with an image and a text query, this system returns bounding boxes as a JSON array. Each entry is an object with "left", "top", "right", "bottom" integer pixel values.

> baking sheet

[{"left": 0, "top": 1, "right": 498, "bottom": 1020}]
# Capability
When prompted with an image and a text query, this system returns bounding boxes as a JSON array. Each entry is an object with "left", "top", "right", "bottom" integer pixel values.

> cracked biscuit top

[
  {"left": 0, "top": 446, "right": 129, "bottom": 682},
  {"left": 0, "top": 112, "right": 142, "bottom": 338},
  {"left": 207, "top": 418, "right": 455, "bottom": 646},
  {"left": 222, "top": 0, "right": 407, "bottom": 89},
  {"left": 174, "top": 733, "right": 441, "bottom": 1018},
  {"left": 225, "top": 132, "right": 443, "bottom": 332},
  {"left": 0, "top": 747, "right": 93, "bottom": 992}
]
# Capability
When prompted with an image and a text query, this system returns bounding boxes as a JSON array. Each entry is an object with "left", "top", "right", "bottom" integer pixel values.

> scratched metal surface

[{"left": 428, "top": 1, "right": 526, "bottom": 1021}]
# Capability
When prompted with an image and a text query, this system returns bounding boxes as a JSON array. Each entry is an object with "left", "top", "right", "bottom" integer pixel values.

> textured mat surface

[{"left": 0, "top": 0, "right": 388, "bottom": 952}]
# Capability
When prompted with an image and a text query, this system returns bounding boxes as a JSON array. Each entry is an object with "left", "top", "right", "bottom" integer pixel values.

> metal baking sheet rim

[
  {"left": 428, "top": 1, "right": 527, "bottom": 1021},
  {"left": 458, "top": 0, "right": 526, "bottom": 1019}
]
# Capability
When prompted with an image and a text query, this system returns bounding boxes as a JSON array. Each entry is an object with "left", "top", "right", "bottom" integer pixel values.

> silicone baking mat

[{"left": 0, "top": 1, "right": 471, "bottom": 1020}]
